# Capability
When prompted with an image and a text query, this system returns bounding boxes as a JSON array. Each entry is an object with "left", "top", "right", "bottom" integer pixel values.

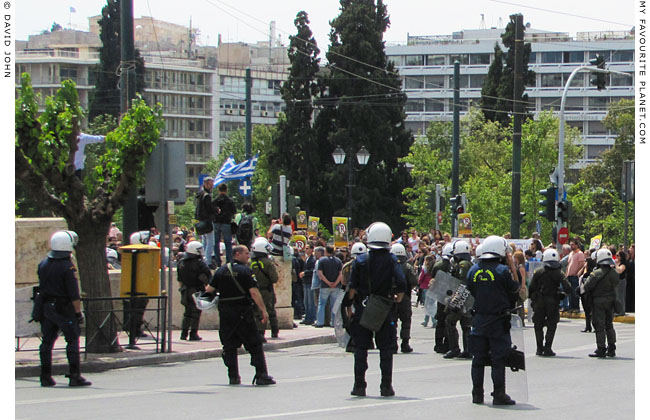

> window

[
  {"left": 541, "top": 73, "right": 563, "bottom": 87},
  {"left": 425, "top": 99, "right": 444, "bottom": 112},
  {"left": 449, "top": 54, "right": 469, "bottom": 65},
  {"left": 387, "top": 56, "right": 403, "bottom": 67},
  {"left": 568, "top": 73, "right": 585, "bottom": 87},
  {"left": 470, "top": 74, "right": 486, "bottom": 89},
  {"left": 588, "top": 51, "right": 610, "bottom": 61},
  {"left": 405, "top": 76, "right": 424, "bottom": 89},
  {"left": 587, "top": 145, "right": 610, "bottom": 159},
  {"left": 59, "top": 66, "right": 78, "bottom": 80},
  {"left": 611, "top": 72, "right": 633, "bottom": 86},
  {"left": 541, "top": 52, "right": 562, "bottom": 63},
  {"left": 528, "top": 52, "right": 537, "bottom": 64},
  {"left": 565, "top": 97, "right": 583, "bottom": 111},
  {"left": 405, "top": 99, "right": 425, "bottom": 112},
  {"left": 540, "top": 97, "right": 561, "bottom": 110},
  {"left": 588, "top": 97, "right": 610, "bottom": 111},
  {"left": 426, "top": 55, "right": 445, "bottom": 65},
  {"left": 563, "top": 51, "right": 584, "bottom": 63},
  {"left": 448, "top": 74, "right": 469, "bottom": 89},
  {"left": 612, "top": 50, "right": 633, "bottom": 62},
  {"left": 567, "top": 121, "right": 583, "bottom": 133},
  {"left": 587, "top": 121, "right": 607, "bottom": 135},
  {"left": 405, "top": 55, "right": 424, "bottom": 66},
  {"left": 425, "top": 75, "right": 445, "bottom": 89},
  {"left": 470, "top": 54, "right": 490, "bottom": 65},
  {"left": 405, "top": 121, "right": 425, "bottom": 135}
]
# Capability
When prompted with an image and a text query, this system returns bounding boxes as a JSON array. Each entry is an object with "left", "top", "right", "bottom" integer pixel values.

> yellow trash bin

[{"left": 119, "top": 244, "right": 161, "bottom": 297}]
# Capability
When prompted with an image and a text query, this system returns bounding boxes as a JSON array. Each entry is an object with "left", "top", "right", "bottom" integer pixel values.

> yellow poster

[
  {"left": 308, "top": 216, "right": 320, "bottom": 237},
  {"left": 589, "top": 234, "right": 602, "bottom": 250},
  {"left": 332, "top": 217, "right": 349, "bottom": 248},
  {"left": 297, "top": 211, "right": 308, "bottom": 229},
  {"left": 291, "top": 234, "right": 307, "bottom": 251},
  {"left": 457, "top": 213, "right": 472, "bottom": 236}
]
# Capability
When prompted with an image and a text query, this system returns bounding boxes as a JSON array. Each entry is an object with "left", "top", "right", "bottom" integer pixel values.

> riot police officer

[
  {"left": 177, "top": 241, "right": 212, "bottom": 341},
  {"left": 444, "top": 240, "right": 473, "bottom": 359},
  {"left": 466, "top": 235, "right": 520, "bottom": 405},
  {"left": 250, "top": 237, "right": 279, "bottom": 341},
  {"left": 584, "top": 249, "right": 619, "bottom": 358},
  {"left": 341, "top": 242, "right": 368, "bottom": 353},
  {"left": 390, "top": 243, "right": 418, "bottom": 353},
  {"left": 528, "top": 248, "right": 571, "bottom": 356},
  {"left": 205, "top": 245, "right": 275, "bottom": 385},
  {"left": 37, "top": 230, "right": 91, "bottom": 387},
  {"left": 432, "top": 243, "right": 453, "bottom": 354},
  {"left": 342, "top": 222, "right": 406, "bottom": 397}
]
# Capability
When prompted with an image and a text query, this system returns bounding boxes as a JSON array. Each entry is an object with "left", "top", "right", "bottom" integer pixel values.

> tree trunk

[{"left": 73, "top": 217, "right": 120, "bottom": 353}]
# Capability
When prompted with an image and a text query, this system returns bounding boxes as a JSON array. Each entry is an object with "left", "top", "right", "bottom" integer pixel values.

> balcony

[
  {"left": 163, "top": 131, "right": 211, "bottom": 139},
  {"left": 16, "top": 50, "right": 100, "bottom": 61},
  {"left": 162, "top": 107, "right": 211, "bottom": 116},
  {"left": 185, "top": 153, "right": 213, "bottom": 163},
  {"left": 145, "top": 80, "right": 211, "bottom": 93}
]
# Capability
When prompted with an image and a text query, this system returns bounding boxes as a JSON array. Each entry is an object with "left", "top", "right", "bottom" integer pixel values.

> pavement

[{"left": 15, "top": 308, "right": 634, "bottom": 379}]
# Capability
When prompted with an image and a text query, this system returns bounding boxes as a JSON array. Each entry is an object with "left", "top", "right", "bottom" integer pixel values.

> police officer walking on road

[
  {"left": 250, "top": 237, "right": 280, "bottom": 342},
  {"left": 342, "top": 222, "right": 406, "bottom": 397},
  {"left": 528, "top": 248, "right": 571, "bottom": 356},
  {"left": 583, "top": 248, "right": 619, "bottom": 358},
  {"left": 37, "top": 231, "right": 91, "bottom": 387},
  {"left": 466, "top": 235, "right": 520, "bottom": 405},
  {"left": 205, "top": 245, "right": 276, "bottom": 385},
  {"left": 444, "top": 240, "right": 473, "bottom": 359},
  {"left": 432, "top": 243, "right": 454, "bottom": 354},
  {"left": 390, "top": 243, "right": 418, "bottom": 353},
  {"left": 177, "top": 241, "right": 212, "bottom": 341}
]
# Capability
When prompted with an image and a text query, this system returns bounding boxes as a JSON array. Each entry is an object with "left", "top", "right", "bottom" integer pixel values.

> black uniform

[
  {"left": 445, "top": 258, "right": 473, "bottom": 358},
  {"left": 177, "top": 254, "right": 211, "bottom": 340},
  {"left": 584, "top": 264, "right": 619, "bottom": 357},
  {"left": 395, "top": 260, "right": 418, "bottom": 352},
  {"left": 250, "top": 255, "right": 279, "bottom": 338},
  {"left": 431, "top": 257, "right": 452, "bottom": 353},
  {"left": 209, "top": 261, "right": 271, "bottom": 383},
  {"left": 346, "top": 249, "right": 406, "bottom": 396},
  {"left": 37, "top": 254, "right": 84, "bottom": 385},
  {"left": 528, "top": 264, "right": 571, "bottom": 355},
  {"left": 466, "top": 258, "right": 520, "bottom": 404},
  {"left": 579, "top": 257, "right": 597, "bottom": 332}
]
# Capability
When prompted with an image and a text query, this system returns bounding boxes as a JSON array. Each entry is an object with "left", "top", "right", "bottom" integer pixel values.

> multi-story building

[{"left": 386, "top": 27, "right": 634, "bottom": 166}]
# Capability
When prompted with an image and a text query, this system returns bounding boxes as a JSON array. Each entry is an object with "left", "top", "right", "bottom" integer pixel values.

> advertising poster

[
  {"left": 332, "top": 217, "right": 349, "bottom": 248},
  {"left": 308, "top": 216, "right": 320, "bottom": 237},
  {"left": 297, "top": 211, "right": 308, "bottom": 229},
  {"left": 457, "top": 213, "right": 472, "bottom": 236},
  {"left": 590, "top": 234, "right": 602, "bottom": 250}
]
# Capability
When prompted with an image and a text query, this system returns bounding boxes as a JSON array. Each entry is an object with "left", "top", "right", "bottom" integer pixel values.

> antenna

[{"left": 480, "top": 14, "right": 486, "bottom": 30}]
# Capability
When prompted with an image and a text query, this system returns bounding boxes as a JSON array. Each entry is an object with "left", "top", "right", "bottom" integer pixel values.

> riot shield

[
  {"left": 424, "top": 290, "right": 438, "bottom": 317},
  {"left": 427, "top": 271, "right": 474, "bottom": 313},
  {"left": 506, "top": 314, "right": 528, "bottom": 403},
  {"left": 332, "top": 291, "right": 351, "bottom": 348}
]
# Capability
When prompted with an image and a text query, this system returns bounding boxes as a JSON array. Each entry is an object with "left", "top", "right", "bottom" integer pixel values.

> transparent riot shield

[
  {"left": 424, "top": 290, "right": 438, "bottom": 317},
  {"left": 506, "top": 314, "right": 529, "bottom": 403},
  {"left": 333, "top": 291, "right": 351, "bottom": 348},
  {"left": 427, "top": 271, "right": 474, "bottom": 313}
]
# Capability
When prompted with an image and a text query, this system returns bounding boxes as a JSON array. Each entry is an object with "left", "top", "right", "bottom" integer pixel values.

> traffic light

[
  {"left": 519, "top": 212, "right": 526, "bottom": 225},
  {"left": 425, "top": 189, "right": 435, "bottom": 210},
  {"left": 287, "top": 195, "right": 301, "bottom": 216},
  {"left": 589, "top": 54, "right": 607, "bottom": 90},
  {"left": 538, "top": 187, "right": 556, "bottom": 222},
  {"left": 557, "top": 199, "right": 571, "bottom": 221},
  {"left": 449, "top": 195, "right": 458, "bottom": 213},
  {"left": 455, "top": 195, "right": 464, "bottom": 214}
]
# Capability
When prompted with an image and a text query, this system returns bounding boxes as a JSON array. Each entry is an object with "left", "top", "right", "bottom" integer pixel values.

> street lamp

[{"left": 332, "top": 145, "right": 370, "bottom": 224}]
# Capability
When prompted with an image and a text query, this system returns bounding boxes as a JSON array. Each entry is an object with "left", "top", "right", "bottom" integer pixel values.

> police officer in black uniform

[
  {"left": 444, "top": 240, "right": 474, "bottom": 359},
  {"left": 528, "top": 248, "right": 571, "bottom": 356},
  {"left": 177, "top": 241, "right": 212, "bottom": 341},
  {"left": 37, "top": 230, "right": 91, "bottom": 387},
  {"left": 466, "top": 235, "right": 519, "bottom": 405},
  {"left": 432, "top": 243, "right": 454, "bottom": 354},
  {"left": 205, "top": 245, "right": 276, "bottom": 385},
  {"left": 390, "top": 243, "right": 418, "bottom": 353},
  {"left": 342, "top": 222, "right": 406, "bottom": 397},
  {"left": 584, "top": 248, "right": 619, "bottom": 358}
]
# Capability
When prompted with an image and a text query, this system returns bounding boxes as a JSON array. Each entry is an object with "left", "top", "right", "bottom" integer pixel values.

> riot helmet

[{"left": 366, "top": 222, "right": 392, "bottom": 249}]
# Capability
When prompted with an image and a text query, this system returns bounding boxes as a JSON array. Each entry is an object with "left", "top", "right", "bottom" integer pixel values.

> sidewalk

[
  {"left": 559, "top": 310, "right": 635, "bottom": 324},
  {"left": 15, "top": 325, "right": 336, "bottom": 378}
]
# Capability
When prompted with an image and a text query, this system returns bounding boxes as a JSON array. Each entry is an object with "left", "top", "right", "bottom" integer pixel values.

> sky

[{"left": 16, "top": 0, "right": 634, "bottom": 50}]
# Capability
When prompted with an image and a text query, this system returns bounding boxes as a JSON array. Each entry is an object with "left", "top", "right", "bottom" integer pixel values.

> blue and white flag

[{"left": 213, "top": 154, "right": 258, "bottom": 185}]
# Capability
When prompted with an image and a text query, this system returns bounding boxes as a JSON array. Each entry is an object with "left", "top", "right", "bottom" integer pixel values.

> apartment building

[{"left": 386, "top": 27, "right": 634, "bottom": 166}]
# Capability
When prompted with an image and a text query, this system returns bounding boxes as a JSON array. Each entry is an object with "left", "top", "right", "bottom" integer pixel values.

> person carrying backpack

[{"left": 234, "top": 202, "right": 258, "bottom": 249}]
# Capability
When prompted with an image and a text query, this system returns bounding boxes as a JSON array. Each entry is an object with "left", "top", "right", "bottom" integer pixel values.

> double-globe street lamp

[{"left": 331, "top": 146, "right": 370, "bottom": 226}]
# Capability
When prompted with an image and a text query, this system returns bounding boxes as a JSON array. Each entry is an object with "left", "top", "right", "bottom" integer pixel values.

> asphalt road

[{"left": 16, "top": 307, "right": 635, "bottom": 420}]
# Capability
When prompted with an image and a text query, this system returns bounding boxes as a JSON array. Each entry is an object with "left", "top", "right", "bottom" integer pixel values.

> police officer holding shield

[
  {"left": 343, "top": 222, "right": 406, "bottom": 397},
  {"left": 177, "top": 241, "right": 212, "bottom": 341},
  {"left": 466, "top": 235, "right": 520, "bottom": 405},
  {"left": 390, "top": 243, "right": 418, "bottom": 353},
  {"left": 432, "top": 243, "right": 454, "bottom": 354},
  {"left": 444, "top": 240, "right": 474, "bottom": 359}
]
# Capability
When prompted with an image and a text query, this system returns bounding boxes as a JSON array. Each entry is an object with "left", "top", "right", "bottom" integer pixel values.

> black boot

[
  {"left": 180, "top": 329, "right": 188, "bottom": 340},
  {"left": 401, "top": 339, "right": 413, "bottom": 353},
  {"left": 251, "top": 347, "right": 275, "bottom": 385},
  {"left": 223, "top": 350, "right": 240, "bottom": 384},
  {"left": 188, "top": 331, "right": 202, "bottom": 341},
  {"left": 271, "top": 328, "right": 279, "bottom": 339},
  {"left": 589, "top": 348, "right": 607, "bottom": 358},
  {"left": 443, "top": 349, "right": 461, "bottom": 359},
  {"left": 472, "top": 387, "right": 484, "bottom": 404},
  {"left": 534, "top": 327, "right": 544, "bottom": 356},
  {"left": 39, "top": 352, "right": 56, "bottom": 387},
  {"left": 607, "top": 345, "right": 616, "bottom": 358},
  {"left": 350, "top": 375, "right": 366, "bottom": 397},
  {"left": 67, "top": 362, "right": 91, "bottom": 387},
  {"left": 491, "top": 387, "right": 516, "bottom": 405},
  {"left": 543, "top": 325, "right": 557, "bottom": 356},
  {"left": 380, "top": 376, "right": 395, "bottom": 397}
]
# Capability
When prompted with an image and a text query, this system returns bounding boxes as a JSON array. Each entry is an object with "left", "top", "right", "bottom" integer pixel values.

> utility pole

[
  {"left": 245, "top": 68, "right": 252, "bottom": 160},
  {"left": 451, "top": 61, "right": 460, "bottom": 236},
  {"left": 510, "top": 14, "right": 524, "bottom": 238},
  {"left": 120, "top": 0, "right": 138, "bottom": 243}
]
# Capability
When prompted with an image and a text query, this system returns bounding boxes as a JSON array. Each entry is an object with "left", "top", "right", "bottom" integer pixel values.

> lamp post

[{"left": 332, "top": 146, "right": 370, "bottom": 225}]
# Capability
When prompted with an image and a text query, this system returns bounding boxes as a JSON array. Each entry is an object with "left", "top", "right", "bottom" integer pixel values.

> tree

[
  {"left": 315, "top": 0, "right": 413, "bottom": 230},
  {"left": 88, "top": 0, "right": 146, "bottom": 120},
  {"left": 480, "top": 14, "right": 535, "bottom": 126},
  {"left": 268, "top": 11, "right": 321, "bottom": 214},
  {"left": 15, "top": 74, "right": 164, "bottom": 353},
  {"left": 51, "top": 22, "right": 63, "bottom": 32}
]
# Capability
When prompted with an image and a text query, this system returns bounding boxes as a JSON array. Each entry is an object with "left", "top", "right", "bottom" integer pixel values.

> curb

[
  {"left": 16, "top": 334, "right": 337, "bottom": 379},
  {"left": 560, "top": 311, "right": 635, "bottom": 324}
]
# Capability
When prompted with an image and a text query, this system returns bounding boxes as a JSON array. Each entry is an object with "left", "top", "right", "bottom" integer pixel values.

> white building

[{"left": 386, "top": 27, "right": 634, "bottom": 166}]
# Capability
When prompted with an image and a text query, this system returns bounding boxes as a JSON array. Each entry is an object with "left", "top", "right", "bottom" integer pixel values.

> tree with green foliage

[
  {"left": 480, "top": 14, "right": 535, "bottom": 126},
  {"left": 315, "top": 0, "right": 413, "bottom": 231},
  {"left": 89, "top": 0, "right": 145, "bottom": 120},
  {"left": 268, "top": 11, "right": 321, "bottom": 214},
  {"left": 568, "top": 99, "right": 634, "bottom": 245},
  {"left": 15, "top": 74, "right": 164, "bottom": 353}
]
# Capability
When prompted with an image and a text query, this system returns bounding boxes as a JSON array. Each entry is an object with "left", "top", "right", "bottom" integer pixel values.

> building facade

[{"left": 386, "top": 27, "right": 634, "bottom": 166}]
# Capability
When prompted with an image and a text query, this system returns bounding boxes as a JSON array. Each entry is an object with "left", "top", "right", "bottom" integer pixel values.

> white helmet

[
  {"left": 192, "top": 291, "right": 218, "bottom": 313},
  {"left": 366, "top": 222, "right": 392, "bottom": 249},
  {"left": 442, "top": 243, "right": 454, "bottom": 257},
  {"left": 252, "top": 237, "right": 272, "bottom": 255},
  {"left": 390, "top": 243, "right": 407, "bottom": 258},
  {"left": 130, "top": 231, "right": 151, "bottom": 245},
  {"left": 475, "top": 244, "right": 483, "bottom": 258},
  {"left": 50, "top": 230, "right": 76, "bottom": 252},
  {"left": 596, "top": 248, "right": 615, "bottom": 265},
  {"left": 479, "top": 235, "right": 507, "bottom": 259},
  {"left": 452, "top": 240, "right": 470, "bottom": 256},
  {"left": 542, "top": 248, "right": 561, "bottom": 268},
  {"left": 185, "top": 241, "right": 204, "bottom": 257},
  {"left": 65, "top": 230, "right": 79, "bottom": 246},
  {"left": 351, "top": 242, "right": 367, "bottom": 257}
]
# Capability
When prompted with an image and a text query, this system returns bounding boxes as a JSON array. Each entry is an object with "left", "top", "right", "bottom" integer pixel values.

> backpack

[{"left": 236, "top": 214, "right": 254, "bottom": 245}]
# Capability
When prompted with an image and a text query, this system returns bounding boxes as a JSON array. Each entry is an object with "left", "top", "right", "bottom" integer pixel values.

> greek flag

[{"left": 213, "top": 154, "right": 258, "bottom": 185}]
